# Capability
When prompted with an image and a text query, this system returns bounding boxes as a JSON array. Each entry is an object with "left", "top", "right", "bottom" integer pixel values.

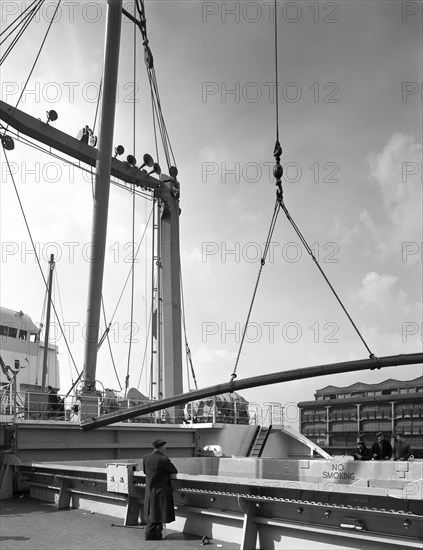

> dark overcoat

[
  {"left": 143, "top": 449, "right": 178, "bottom": 523},
  {"left": 370, "top": 440, "right": 392, "bottom": 460}
]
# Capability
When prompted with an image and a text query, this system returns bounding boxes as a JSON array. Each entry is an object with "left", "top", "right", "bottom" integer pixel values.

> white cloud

[
  {"left": 357, "top": 272, "right": 398, "bottom": 306},
  {"left": 364, "top": 134, "right": 422, "bottom": 260},
  {"left": 368, "top": 134, "right": 421, "bottom": 207},
  {"left": 355, "top": 272, "right": 422, "bottom": 323}
]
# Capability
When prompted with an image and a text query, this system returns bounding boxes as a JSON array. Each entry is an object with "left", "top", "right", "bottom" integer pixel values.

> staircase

[{"left": 248, "top": 425, "right": 272, "bottom": 457}]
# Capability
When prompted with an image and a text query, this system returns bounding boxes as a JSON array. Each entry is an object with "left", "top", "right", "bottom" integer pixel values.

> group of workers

[{"left": 352, "top": 432, "right": 413, "bottom": 461}]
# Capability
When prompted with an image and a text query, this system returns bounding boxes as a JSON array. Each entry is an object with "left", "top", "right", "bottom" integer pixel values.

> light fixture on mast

[
  {"left": 0, "top": 134, "right": 14, "bottom": 150},
  {"left": 46, "top": 110, "right": 58, "bottom": 124},
  {"left": 148, "top": 162, "right": 161, "bottom": 176},
  {"left": 114, "top": 144, "right": 125, "bottom": 157}
]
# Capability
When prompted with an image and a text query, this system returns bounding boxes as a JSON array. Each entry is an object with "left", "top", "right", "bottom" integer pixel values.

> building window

[{"left": 324, "top": 394, "right": 336, "bottom": 400}]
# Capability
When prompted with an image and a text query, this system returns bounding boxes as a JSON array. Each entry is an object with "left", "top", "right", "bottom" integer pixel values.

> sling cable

[{"left": 229, "top": 0, "right": 377, "bottom": 386}]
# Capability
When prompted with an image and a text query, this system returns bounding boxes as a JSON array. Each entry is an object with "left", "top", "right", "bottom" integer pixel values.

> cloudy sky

[{"left": 1, "top": 1, "right": 421, "bottom": 422}]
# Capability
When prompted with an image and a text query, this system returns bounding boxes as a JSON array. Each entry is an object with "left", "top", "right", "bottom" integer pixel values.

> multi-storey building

[{"left": 298, "top": 376, "right": 423, "bottom": 458}]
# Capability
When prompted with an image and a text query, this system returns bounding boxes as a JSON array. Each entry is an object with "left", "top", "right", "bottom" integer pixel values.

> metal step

[{"left": 248, "top": 425, "right": 272, "bottom": 457}]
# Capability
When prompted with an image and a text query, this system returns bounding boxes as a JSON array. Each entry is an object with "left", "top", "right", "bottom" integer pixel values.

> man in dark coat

[
  {"left": 143, "top": 439, "right": 178, "bottom": 540},
  {"left": 370, "top": 432, "right": 392, "bottom": 460},
  {"left": 352, "top": 438, "right": 371, "bottom": 461}
]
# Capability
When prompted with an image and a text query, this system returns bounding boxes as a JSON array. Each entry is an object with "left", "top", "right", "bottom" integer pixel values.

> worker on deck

[
  {"left": 393, "top": 433, "right": 413, "bottom": 461},
  {"left": 352, "top": 437, "right": 371, "bottom": 461},
  {"left": 370, "top": 432, "right": 392, "bottom": 460},
  {"left": 143, "top": 439, "right": 178, "bottom": 540}
]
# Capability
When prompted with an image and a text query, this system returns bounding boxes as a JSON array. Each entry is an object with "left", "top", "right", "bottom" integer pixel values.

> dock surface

[{"left": 1, "top": 496, "right": 240, "bottom": 550}]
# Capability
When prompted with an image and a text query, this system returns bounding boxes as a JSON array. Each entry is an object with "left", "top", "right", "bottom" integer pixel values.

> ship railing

[
  {"left": 0, "top": 389, "right": 73, "bottom": 422},
  {"left": 183, "top": 396, "right": 251, "bottom": 426},
  {"left": 2, "top": 389, "right": 287, "bottom": 428},
  {"left": 248, "top": 402, "right": 285, "bottom": 427},
  {"left": 0, "top": 380, "right": 26, "bottom": 420}
]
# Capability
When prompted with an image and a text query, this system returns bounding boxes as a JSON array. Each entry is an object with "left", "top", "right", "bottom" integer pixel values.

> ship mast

[
  {"left": 41, "top": 254, "right": 55, "bottom": 389},
  {"left": 81, "top": 0, "right": 122, "bottom": 404}
]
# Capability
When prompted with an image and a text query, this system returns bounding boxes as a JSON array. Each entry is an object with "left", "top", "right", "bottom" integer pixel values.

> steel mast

[
  {"left": 41, "top": 254, "right": 55, "bottom": 389},
  {"left": 79, "top": 0, "right": 122, "bottom": 414}
]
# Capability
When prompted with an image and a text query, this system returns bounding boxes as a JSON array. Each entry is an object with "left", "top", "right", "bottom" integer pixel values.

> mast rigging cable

[{"left": 230, "top": 0, "right": 376, "bottom": 383}]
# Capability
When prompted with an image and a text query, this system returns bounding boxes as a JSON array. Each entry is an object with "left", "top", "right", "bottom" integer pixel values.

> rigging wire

[
  {"left": 35, "top": 285, "right": 48, "bottom": 385},
  {"left": 0, "top": 0, "right": 40, "bottom": 41},
  {"left": 2, "top": 0, "right": 62, "bottom": 134},
  {"left": 95, "top": 203, "right": 154, "bottom": 393},
  {"left": 54, "top": 264, "right": 78, "bottom": 387},
  {"left": 149, "top": 198, "right": 159, "bottom": 400},
  {"left": 180, "top": 269, "right": 198, "bottom": 391},
  {"left": 124, "top": 13, "right": 139, "bottom": 398},
  {"left": 279, "top": 200, "right": 376, "bottom": 359},
  {"left": 136, "top": 304, "right": 153, "bottom": 390},
  {"left": 99, "top": 303, "right": 122, "bottom": 391},
  {"left": 1, "top": 144, "right": 81, "bottom": 380},
  {"left": 128, "top": 0, "right": 177, "bottom": 172},
  {"left": 229, "top": 0, "right": 376, "bottom": 386},
  {"left": 230, "top": 199, "right": 281, "bottom": 382},
  {"left": 0, "top": 0, "right": 44, "bottom": 64},
  {"left": 97, "top": 206, "right": 154, "bottom": 334}
]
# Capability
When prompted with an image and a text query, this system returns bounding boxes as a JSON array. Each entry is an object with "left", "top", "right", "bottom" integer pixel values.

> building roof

[
  {"left": 298, "top": 391, "right": 422, "bottom": 408},
  {"left": 316, "top": 377, "right": 423, "bottom": 395}
]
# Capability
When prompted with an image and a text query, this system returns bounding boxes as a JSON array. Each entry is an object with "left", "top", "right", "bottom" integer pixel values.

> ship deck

[{"left": 1, "top": 496, "right": 240, "bottom": 550}]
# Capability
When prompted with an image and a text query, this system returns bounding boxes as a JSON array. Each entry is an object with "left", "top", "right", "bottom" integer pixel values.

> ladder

[{"left": 248, "top": 425, "right": 272, "bottom": 457}]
